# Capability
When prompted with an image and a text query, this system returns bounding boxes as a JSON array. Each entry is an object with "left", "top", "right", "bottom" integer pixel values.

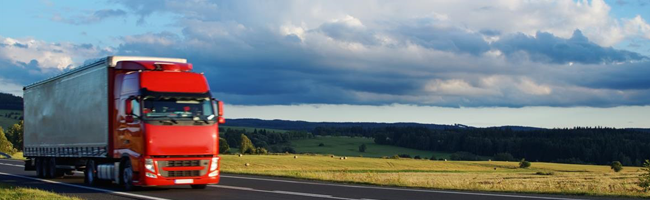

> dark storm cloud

[
  {"left": 493, "top": 30, "right": 647, "bottom": 64},
  {"left": 0, "top": 59, "right": 61, "bottom": 86},
  {"left": 396, "top": 24, "right": 491, "bottom": 56}
]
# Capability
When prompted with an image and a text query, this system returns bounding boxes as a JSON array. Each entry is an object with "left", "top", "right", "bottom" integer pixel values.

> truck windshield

[{"left": 142, "top": 97, "right": 215, "bottom": 121}]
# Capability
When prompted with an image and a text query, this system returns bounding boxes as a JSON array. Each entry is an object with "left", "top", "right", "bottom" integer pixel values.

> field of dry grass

[{"left": 220, "top": 154, "right": 648, "bottom": 198}]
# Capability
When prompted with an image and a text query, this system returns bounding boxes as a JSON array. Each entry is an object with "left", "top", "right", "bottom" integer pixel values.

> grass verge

[
  {"left": 0, "top": 183, "right": 80, "bottom": 200},
  {"left": 221, "top": 154, "right": 648, "bottom": 198}
]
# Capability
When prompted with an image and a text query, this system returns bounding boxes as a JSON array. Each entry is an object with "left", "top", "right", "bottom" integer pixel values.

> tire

[
  {"left": 190, "top": 184, "right": 207, "bottom": 189},
  {"left": 35, "top": 158, "right": 44, "bottom": 178},
  {"left": 120, "top": 158, "right": 135, "bottom": 191},
  {"left": 49, "top": 158, "right": 64, "bottom": 178},
  {"left": 43, "top": 158, "right": 52, "bottom": 178},
  {"left": 84, "top": 160, "right": 98, "bottom": 186}
]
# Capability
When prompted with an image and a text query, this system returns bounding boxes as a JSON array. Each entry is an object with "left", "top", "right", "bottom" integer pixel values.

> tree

[
  {"left": 639, "top": 160, "right": 650, "bottom": 191},
  {"left": 6, "top": 120, "right": 23, "bottom": 150},
  {"left": 519, "top": 158, "right": 531, "bottom": 168},
  {"left": 218, "top": 137, "right": 230, "bottom": 154},
  {"left": 610, "top": 161, "right": 623, "bottom": 172},
  {"left": 493, "top": 152, "right": 515, "bottom": 161},
  {"left": 359, "top": 144, "right": 367, "bottom": 152},
  {"left": 0, "top": 127, "right": 17, "bottom": 155},
  {"left": 239, "top": 134, "right": 255, "bottom": 154},
  {"left": 429, "top": 155, "right": 437, "bottom": 160}
]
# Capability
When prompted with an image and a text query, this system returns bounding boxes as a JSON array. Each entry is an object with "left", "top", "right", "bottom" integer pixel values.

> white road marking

[
  {"left": 220, "top": 175, "right": 587, "bottom": 200},
  {"left": 0, "top": 171, "right": 170, "bottom": 200},
  {"left": 0, "top": 162, "right": 22, "bottom": 167},
  {"left": 211, "top": 185, "right": 377, "bottom": 200}
]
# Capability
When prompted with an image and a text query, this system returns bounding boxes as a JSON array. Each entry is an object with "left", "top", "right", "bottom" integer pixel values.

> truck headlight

[
  {"left": 210, "top": 157, "right": 219, "bottom": 171},
  {"left": 145, "top": 158, "right": 155, "bottom": 172}
]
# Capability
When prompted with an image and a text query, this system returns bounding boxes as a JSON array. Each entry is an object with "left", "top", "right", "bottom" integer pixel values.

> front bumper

[{"left": 137, "top": 173, "right": 220, "bottom": 186}]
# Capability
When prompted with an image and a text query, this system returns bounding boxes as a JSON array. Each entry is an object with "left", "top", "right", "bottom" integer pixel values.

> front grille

[
  {"left": 156, "top": 159, "right": 210, "bottom": 177},
  {"left": 168, "top": 160, "right": 201, "bottom": 167},
  {"left": 167, "top": 170, "right": 201, "bottom": 177}
]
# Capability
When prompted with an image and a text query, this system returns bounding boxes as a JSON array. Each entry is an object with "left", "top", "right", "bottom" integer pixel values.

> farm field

[
  {"left": 220, "top": 154, "right": 647, "bottom": 198},
  {"left": 0, "top": 109, "right": 21, "bottom": 130},
  {"left": 291, "top": 136, "right": 452, "bottom": 159}
]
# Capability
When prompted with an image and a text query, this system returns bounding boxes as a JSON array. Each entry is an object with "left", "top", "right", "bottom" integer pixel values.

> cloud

[
  {"left": 493, "top": 30, "right": 647, "bottom": 64},
  {"left": 52, "top": 9, "right": 126, "bottom": 25},
  {"left": 0, "top": 36, "right": 111, "bottom": 94},
  {"left": 5, "top": 0, "right": 650, "bottom": 108}
]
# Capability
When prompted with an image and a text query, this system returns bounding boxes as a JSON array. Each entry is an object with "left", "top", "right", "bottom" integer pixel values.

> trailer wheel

[
  {"left": 84, "top": 160, "right": 98, "bottom": 186},
  {"left": 42, "top": 158, "right": 53, "bottom": 178},
  {"left": 120, "top": 158, "right": 135, "bottom": 191},
  {"left": 35, "top": 158, "right": 44, "bottom": 178},
  {"left": 48, "top": 158, "right": 64, "bottom": 178},
  {"left": 190, "top": 184, "right": 207, "bottom": 189}
]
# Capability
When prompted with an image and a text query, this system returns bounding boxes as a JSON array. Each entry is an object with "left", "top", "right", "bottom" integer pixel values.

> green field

[
  {"left": 292, "top": 136, "right": 452, "bottom": 159},
  {"left": 0, "top": 109, "right": 21, "bottom": 130},
  {"left": 221, "top": 154, "right": 647, "bottom": 198},
  {"left": 0, "top": 183, "right": 80, "bottom": 200}
]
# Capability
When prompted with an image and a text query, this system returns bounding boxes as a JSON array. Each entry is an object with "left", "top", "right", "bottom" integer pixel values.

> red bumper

[{"left": 137, "top": 173, "right": 220, "bottom": 186}]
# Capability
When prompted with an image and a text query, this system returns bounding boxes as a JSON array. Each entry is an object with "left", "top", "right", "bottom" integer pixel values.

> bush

[
  {"left": 493, "top": 152, "right": 515, "bottom": 161},
  {"left": 282, "top": 146, "right": 296, "bottom": 154},
  {"left": 611, "top": 161, "right": 623, "bottom": 172},
  {"left": 429, "top": 155, "right": 437, "bottom": 160},
  {"left": 358, "top": 144, "right": 367, "bottom": 152},
  {"left": 0, "top": 127, "right": 17, "bottom": 155},
  {"left": 240, "top": 134, "right": 256, "bottom": 154},
  {"left": 414, "top": 155, "right": 421, "bottom": 159},
  {"left": 391, "top": 154, "right": 400, "bottom": 159},
  {"left": 255, "top": 147, "right": 268, "bottom": 154},
  {"left": 519, "top": 159, "right": 531, "bottom": 168},
  {"left": 450, "top": 152, "right": 480, "bottom": 161},
  {"left": 219, "top": 137, "right": 230, "bottom": 154},
  {"left": 398, "top": 154, "right": 411, "bottom": 158},
  {"left": 318, "top": 143, "right": 325, "bottom": 147},
  {"left": 535, "top": 171, "right": 554, "bottom": 175}
]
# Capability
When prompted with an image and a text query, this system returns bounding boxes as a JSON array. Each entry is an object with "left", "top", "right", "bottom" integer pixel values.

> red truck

[{"left": 22, "top": 56, "right": 224, "bottom": 190}]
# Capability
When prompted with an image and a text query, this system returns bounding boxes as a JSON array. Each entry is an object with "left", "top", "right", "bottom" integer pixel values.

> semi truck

[{"left": 22, "top": 56, "right": 225, "bottom": 190}]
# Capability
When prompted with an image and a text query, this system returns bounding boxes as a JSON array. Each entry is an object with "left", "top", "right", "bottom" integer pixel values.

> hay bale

[
  {"left": 294, "top": 155, "right": 298, "bottom": 159},
  {"left": 339, "top": 157, "right": 343, "bottom": 160},
  {"left": 343, "top": 157, "right": 348, "bottom": 160},
  {"left": 245, "top": 163, "right": 250, "bottom": 167},
  {"left": 444, "top": 159, "right": 447, "bottom": 161},
  {"left": 238, "top": 154, "right": 243, "bottom": 157}
]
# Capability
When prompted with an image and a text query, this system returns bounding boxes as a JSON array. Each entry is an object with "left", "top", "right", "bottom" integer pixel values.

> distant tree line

[
  {"left": 309, "top": 125, "right": 650, "bottom": 166},
  {"left": 0, "top": 93, "right": 23, "bottom": 110},
  {"left": 220, "top": 128, "right": 313, "bottom": 153},
  {"left": 366, "top": 126, "right": 650, "bottom": 166}
]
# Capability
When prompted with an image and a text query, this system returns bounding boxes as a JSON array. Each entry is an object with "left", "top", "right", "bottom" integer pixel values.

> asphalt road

[{"left": 0, "top": 159, "right": 636, "bottom": 200}]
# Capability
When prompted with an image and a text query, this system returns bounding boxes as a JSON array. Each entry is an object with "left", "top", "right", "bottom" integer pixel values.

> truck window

[
  {"left": 142, "top": 97, "right": 215, "bottom": 121},
  {"left": 131, "top": 99, "right": 141, "bottom": 117}
]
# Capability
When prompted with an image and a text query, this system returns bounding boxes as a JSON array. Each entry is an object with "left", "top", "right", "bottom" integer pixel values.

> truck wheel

[
  {"left": 84, "top": 160, "right": 98, "bottom": 186},
  {"left": 49, "top": 158, "right": 64, "bottom": 178},
  {"left": 35, "top": 158, "right": 44, "bottom": 178},
  {"left": 42, "top": 158, "right": 53, "bottom": 178},
  {"left": 190, "top": 184, "right": 207, "bottom": 189},
  {"left": 120, "top": 159, "right": 135, "bottom": 191}
]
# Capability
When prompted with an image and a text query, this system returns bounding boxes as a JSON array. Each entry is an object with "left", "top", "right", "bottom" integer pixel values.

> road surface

[{"left": 0, "top": 159, "right": 631, "bottom": 200}]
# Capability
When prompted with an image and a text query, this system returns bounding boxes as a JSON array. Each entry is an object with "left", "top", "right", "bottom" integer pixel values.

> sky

[{"left": 1, "top": 0, "right": 649, "bottom": 128}]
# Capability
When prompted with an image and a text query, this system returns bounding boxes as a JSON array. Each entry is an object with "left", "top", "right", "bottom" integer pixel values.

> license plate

[{"left": 174, "top": 179, "right": 194, "bottom": 184}]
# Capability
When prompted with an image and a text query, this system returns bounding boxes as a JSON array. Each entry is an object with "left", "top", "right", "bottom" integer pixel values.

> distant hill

[
  {"left": 0, "top": 92, "right": 22, "bottom": 110},
  {"left": 226, "top": 118, "right": 474, "bottom": 132}
]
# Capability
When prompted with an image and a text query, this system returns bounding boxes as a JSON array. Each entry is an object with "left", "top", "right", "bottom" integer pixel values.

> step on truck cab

[{"left": 22, "top": 56, "right": 225, "bottom": 190}]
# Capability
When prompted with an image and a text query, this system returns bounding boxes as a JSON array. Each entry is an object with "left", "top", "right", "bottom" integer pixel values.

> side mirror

[{"left": 213, "top": 100, "right": 225, "bottom": 124}]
